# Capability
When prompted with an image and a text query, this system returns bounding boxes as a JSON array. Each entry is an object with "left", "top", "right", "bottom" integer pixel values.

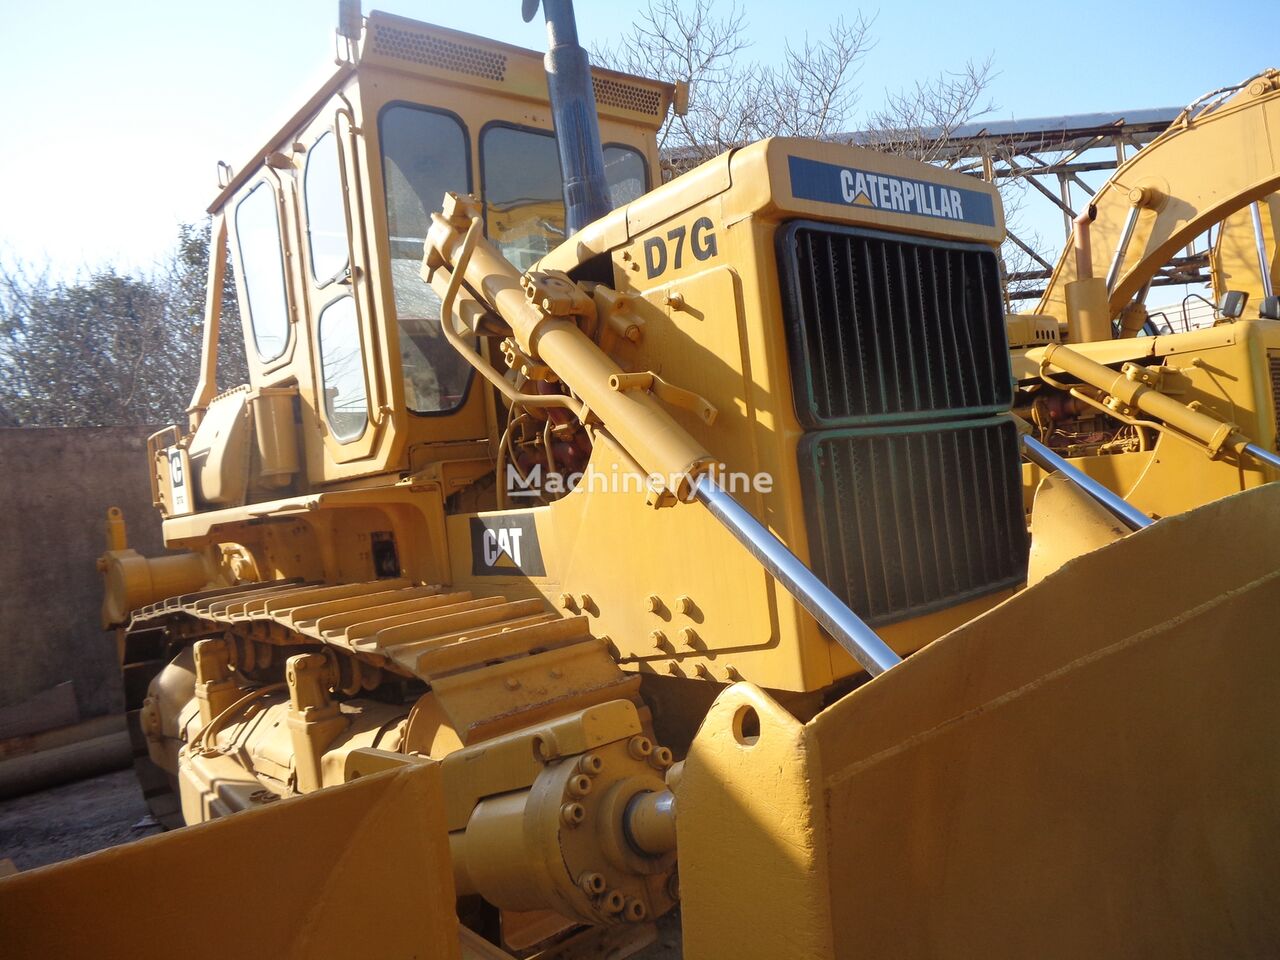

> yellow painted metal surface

[
  {"left": 0, "top": 763, "right": 462, "bottom": 959},
  {"left": 678, "top": 483, "right": 1280, "bottom": 958},
  {"left": 435, "top": 136, "right": 1011, "bottom": 692},
  {"left": 1026, "top": 471, "right": 1127, "bottom": 584},
  {"left": 81, "top": 9, "right": 1280, "bottom": 958}
]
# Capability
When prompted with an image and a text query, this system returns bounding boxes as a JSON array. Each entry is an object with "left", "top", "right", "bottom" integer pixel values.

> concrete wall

[{"left": 0, "top": 427, "right": 165, "bottom": 720}]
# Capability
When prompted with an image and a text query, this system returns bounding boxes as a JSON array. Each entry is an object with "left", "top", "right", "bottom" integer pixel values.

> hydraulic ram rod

[
  {"left": 695, "top": 478, "right": 902, "bottom": 676},
  {"left": 1251, "top": 202, "right": 1275, "bottom": 300},
  {"left": 1021, "top": 434, "right": 1153, "bottom": 530},
  {"left": 1244, "top": 442, "right": 1280, "bottom": 471}
]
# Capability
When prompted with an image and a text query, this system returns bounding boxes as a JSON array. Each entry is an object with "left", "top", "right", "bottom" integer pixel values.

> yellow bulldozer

[
  {"left": 1010, "top": 68, "right": 1280, "bottom": 521},
  {"left": 4, "top": 4, "right": 1280, "bottom": 958}
]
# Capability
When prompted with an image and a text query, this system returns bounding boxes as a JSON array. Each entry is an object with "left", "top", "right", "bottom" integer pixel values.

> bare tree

[
  {"left": 594, "top": 0, "right": 874, "bottom": 169},
  {"left": 858, "top": 58, "right": 997, "bottom": 163},
  {"left": 0, "top": 220, "right": 247, "bottom": 428}
]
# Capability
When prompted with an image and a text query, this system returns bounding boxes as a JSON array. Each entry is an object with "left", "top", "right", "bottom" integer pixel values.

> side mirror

[
  {"left": 1260, "top": 295, "right": 1280, "bottom": 321},
  {"left": 1218, "top": 290, "right": 1248, "bottom": 319}
]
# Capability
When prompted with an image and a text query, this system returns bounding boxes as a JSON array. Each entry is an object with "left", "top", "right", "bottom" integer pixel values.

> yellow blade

[
  {"left": 679, "top": 482, "right": 1280, "bottom": 959},
  {"left": 0, "top": 762, "right": 463, "bottom": 960}
]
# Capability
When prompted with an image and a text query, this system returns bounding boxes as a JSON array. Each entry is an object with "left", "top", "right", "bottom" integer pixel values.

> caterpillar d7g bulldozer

[{"left": 5, "top": 5, "right": 1280, "bottom": 959}]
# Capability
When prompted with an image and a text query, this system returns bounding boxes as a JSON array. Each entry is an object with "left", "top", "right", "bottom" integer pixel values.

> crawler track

[{"left": 120, "top": 577, "right": 638, "bottom": 825}]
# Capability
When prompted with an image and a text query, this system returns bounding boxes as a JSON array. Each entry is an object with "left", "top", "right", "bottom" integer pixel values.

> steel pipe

[
  {"left": 1021, "top": 434, "right": 1153, "bottom": 530},
  {"left": 1244, "top": 442, "right": 1280, "bottom": 472},
  {"left": 694, "top": 479, "right": 902, "bottom": 676},
  {"left": 1105, "top": 205, "right": 1141, "bottom": 294},
  {"left": 1250, "top": 203, "right": 1275, "bottom": 300}
]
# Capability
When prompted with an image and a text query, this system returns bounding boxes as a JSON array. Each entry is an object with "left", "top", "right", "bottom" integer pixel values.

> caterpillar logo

[
  {"left": 840, "top": 169, "right": 964, "bottom": 219},
  {"left": 470, "top": 514, "right": 546, "bottom": 577},
  {"left": 787, "top": 155, "right": 997, "bottom": 227},
  {"left": 168, "top": 447, "right": 190, "bottom": 515}
]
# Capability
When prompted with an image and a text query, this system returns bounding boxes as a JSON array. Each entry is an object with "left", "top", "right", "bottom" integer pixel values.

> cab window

[
  {"left": 480, "top": 124, "right": 650, "bottom": 270},
  {"left": 304, "top": 131, "right": 350, "bottom": 285},
  {"left": 318, "top": 295, "right": 368, "bottom": 442},
  {"left": 378, "top": 104, "right": 473, "bottom": 415},
  {"left": 234, "top": 181, "right": 290, "bottom": 362},
  {"left": 481, "top": 126, "right": 564, "bottom": 270},
  {"left": 603, "top": 145, "right": 649, "bottom": 207}
]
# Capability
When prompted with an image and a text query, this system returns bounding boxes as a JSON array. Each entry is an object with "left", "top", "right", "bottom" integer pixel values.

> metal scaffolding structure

[{"left": 876, "top": 109, "right": 1210, "bottom": 301}]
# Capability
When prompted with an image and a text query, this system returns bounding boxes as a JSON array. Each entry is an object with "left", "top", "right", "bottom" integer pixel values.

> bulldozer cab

[{"left": 176, "top": 12, "right": 672, "bottom": 503}]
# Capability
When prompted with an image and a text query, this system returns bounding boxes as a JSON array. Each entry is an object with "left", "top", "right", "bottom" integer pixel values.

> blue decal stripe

[{"left": 787, "top": 155, "right": 996, "bottom": 228}]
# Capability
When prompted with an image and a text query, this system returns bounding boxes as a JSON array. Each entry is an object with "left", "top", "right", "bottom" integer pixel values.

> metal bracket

[{"left": 608, "top": 372, "right": 718, "bottom": 427}]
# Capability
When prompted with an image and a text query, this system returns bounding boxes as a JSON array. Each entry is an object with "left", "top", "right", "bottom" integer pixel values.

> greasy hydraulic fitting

[
  {"left": 445, "top": 700, "right": 678, "bottom": 926},
  {"left": 1038, "top": 342, "right": 1249, "bottom": 459},
  {"left": 423, "top": 191, "right": 716, "bottom": 503}
]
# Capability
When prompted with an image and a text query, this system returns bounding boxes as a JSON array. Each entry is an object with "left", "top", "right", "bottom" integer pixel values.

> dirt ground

[
  {"left": 0, "top": 769, "right": 683, "bottom": 955},
  {"left": 0, "top": 768, "right": 161, "bottom": 871}
]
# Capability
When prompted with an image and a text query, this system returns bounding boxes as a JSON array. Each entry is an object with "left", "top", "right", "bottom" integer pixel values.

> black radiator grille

[
  {"left": 778, "top": 222, "right": 1011, "bottom": 427},
  {"left": 798, "top": 418, "right": 1028, "bottom": 626},
  {"left": 1269, "top": 351, "right": 1280, "bottom": 450}
]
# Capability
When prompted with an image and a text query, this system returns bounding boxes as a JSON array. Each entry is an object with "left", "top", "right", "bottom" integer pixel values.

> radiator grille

[
  {"left": 798, "top": 418, "right": 1028, "bottom": 626},
  {"left": 1270, "top": 351, "right": 1280, "bottom": 450},
  {"left": 369, "top": 24, "right": 507, "bottom": 82},
  {"left": 778, "top": 222, "right": 1011, "bottom": 427}
]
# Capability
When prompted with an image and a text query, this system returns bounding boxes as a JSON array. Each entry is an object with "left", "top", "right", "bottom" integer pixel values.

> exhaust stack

[{"left": 524, "top": 0, "right": 612, "bottom": 234}]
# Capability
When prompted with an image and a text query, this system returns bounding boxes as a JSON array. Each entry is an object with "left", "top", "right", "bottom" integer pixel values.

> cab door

[{"left": 295, "top": 98, "right": 395, "bottom": 475}]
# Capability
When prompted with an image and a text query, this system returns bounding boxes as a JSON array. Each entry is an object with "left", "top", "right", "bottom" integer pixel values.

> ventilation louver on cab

[
  {"left": 592, "top": 76, "right": 664, "bottom": 118},
  {"left": 368, "top": 23, "right": 507, "bottom": 82}
]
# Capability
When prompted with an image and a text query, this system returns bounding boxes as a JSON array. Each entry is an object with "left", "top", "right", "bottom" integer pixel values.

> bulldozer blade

[
  {"left": 0, "top": 761, "right": 465, "bottom": 959},
  {"left": 678, "top": 482, "right": 1280, "bottom": 959}
]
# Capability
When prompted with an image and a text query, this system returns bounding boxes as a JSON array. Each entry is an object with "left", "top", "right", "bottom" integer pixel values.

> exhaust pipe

[
  {"left": 524, "top": 0, "right": 612, "bottom": 234},
  {"left": 1064, "top": 204, "right": 1112, "bottom": 342}
]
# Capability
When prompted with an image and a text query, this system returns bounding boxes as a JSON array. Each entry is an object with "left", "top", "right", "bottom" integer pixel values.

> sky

[{"left": 0, "top": 0, "right": 1273, "bottom": 278}]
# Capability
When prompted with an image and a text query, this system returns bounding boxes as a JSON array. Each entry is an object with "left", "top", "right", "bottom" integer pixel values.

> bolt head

[{"left": 561, "top": 802, "right": 586, "bottom": 827}]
